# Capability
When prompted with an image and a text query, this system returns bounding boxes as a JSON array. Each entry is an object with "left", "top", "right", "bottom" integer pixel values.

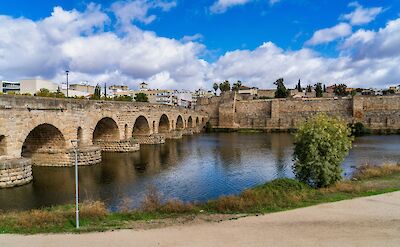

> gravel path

[{"left": 1, "top": 192, "right": 400, "bottom": 247}]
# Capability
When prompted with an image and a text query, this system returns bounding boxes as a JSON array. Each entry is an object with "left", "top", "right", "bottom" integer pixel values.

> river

[{"left": 1, "top": 133, "right": 399, "bottom": 211}]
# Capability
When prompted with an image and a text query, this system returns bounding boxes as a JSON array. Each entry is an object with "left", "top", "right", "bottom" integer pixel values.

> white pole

[{"left": 72, "top": 140, "right": 80, "bottom": 229}]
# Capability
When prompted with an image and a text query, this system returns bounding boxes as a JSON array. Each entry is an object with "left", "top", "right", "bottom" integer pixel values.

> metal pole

[
  {"left": 72, "top": 140, "right": 79, "bottom": 229},
  {"left": 66, "top": 70, "right": 69, "bottom": 98}
]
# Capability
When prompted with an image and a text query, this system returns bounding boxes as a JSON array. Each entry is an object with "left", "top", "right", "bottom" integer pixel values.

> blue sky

[{"left": 0, "top": 0, "right": 399, "bottom": 89}]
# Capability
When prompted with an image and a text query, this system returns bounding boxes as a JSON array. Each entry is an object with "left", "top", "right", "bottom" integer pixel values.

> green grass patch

[{"left": 1, "top": 165, "right": 400, "bottom": 234}]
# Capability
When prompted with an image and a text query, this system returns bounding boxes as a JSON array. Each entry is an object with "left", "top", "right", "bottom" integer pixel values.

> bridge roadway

[{"left": 0, "top": 95, "right": 208, "bottom": 188}]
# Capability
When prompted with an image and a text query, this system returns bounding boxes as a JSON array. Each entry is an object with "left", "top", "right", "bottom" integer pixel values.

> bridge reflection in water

[{"left": 0, "top": 133, "right": 399, "bottom": 211}]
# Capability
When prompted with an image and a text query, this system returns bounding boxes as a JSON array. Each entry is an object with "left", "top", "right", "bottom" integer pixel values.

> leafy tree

[
  {"left": 274, "top": 78, "right": 289, "bottom": 98},
  {"left": 315, "top": 83, "right": 323, "bottom": 98},
  {"left": 293, "top": 114, "right": 353, "bottom": 188},
  {"left": 334, "top": 84, "right": 349, "bottom": 97},
  {"left": 134, "top": 92, "right": 149, "bottom": 102},
  {"left": 114, "top": 95, "right": 133, "bottom": 102},
  {"left": 35, "top": 88, "right": 52, "bottom": 97},
  {"left": 232, "top": 80, "right": 242, "bottom": 91},
  {"left": 213, "top": 83, "right": 219, "bottom": 95},
  {"left": 297, "top": 79, "right": 302, "bottom": 92},
  {"left": 54, "top": 87, "right": 65, "bottom": 98},
  {"left": 306, "top": 85, "right": 312, "bottom": 93},
  {"left": 91, "top": 85, "right": 102, "bottom": 100},
  {"left": 219, "top": 80, "right": 231, "bottom": 92}
]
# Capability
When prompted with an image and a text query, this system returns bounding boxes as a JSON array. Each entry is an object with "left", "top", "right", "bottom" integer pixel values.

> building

[
  {"left": 20, "top": 79, "right": 59, "bottom": 95},
  {"left": 0, "top": 81, "right": 20, "bottom": 94},
  {"left": 69, "top": 83, "right": 95, "bottom": 95},
  {"left": 192, "top": 89, "right": 214, "bottom": 108},
  {"left": 238, "top": 86, "right": 258, "bottom": 96},
  {"left": 175, "top": 91, "right": 193, "bottom": 108}
]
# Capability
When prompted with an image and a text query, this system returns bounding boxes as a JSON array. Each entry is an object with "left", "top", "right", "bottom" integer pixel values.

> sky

[{"left": 0, "top": 0, "right": 400, "bottom": 90}]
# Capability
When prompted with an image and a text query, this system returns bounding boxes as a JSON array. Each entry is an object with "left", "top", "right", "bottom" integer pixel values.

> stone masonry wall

[
  {"left": 198, "top": 94, "right": 400, "bottom": 131},
  {"left": 0, "top": 158, "right": 32, "bottom": 188}
]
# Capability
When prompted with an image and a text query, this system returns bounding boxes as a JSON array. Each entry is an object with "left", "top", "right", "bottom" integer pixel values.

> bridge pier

[
  {"left": 133, "top": 134, "right": 166, "bottom": 145},
  {"left": 0, "top": 158, "right": 32, "bottom": 188},
  {"left": 93, "top": 140, "right": 140, "bottom": 152}
]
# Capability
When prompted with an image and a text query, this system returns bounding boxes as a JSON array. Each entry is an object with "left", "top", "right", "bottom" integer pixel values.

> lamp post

[
  {"left": 66, "top": 70, "right": 69, "bottom": 98},
  {"left": 71, "top": 139, "right": 80, "bottom": 229}
]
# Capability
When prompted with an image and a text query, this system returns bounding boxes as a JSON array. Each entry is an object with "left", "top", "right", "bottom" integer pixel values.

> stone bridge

[{"left": 0, "top": 95, "right": 208, "bottom": 188}]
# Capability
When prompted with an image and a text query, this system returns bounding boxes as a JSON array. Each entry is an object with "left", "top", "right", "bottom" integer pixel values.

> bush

[
  {"left": 348, "top": 122, "right": 369, "bottom": 136},
  {"left": 293, "top": 114, "right": 353, "bottom": 188}
]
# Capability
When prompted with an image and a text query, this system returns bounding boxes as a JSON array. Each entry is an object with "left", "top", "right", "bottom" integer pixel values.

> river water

[{"left": 1, "top": 133, "right": 399, "bottom": 211}]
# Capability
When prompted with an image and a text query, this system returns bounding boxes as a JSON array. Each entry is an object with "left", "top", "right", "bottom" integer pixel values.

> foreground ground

[{"left": 1, "top": 191, "right": 400, "bottom": 247}]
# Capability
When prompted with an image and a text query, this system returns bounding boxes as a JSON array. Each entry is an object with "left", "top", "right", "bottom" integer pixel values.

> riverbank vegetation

[{"left": 1, "top": 164, "right": 400, "bottom": 234}]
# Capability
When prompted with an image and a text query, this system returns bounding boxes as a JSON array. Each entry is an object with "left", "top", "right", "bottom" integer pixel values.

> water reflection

[{"left": 0, "top": 133, "right": 399, "bottom": 211}]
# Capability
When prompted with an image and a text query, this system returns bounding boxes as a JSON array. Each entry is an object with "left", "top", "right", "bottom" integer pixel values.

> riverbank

[
  {"left": 2, "top": 191, "right": 400, "bottom": 246},
  {"left": 0, "top": 164, "right": 399, "bottom": 234}
]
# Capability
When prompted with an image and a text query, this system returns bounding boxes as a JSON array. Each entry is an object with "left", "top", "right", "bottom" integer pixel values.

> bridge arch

[
  {"left": 196, "top": 117, "right": 200, "bottom": 127},
  {"left": 176, "top": 115, "right": 184, "bottom": 130},
  {"left": 188, "top": 116, "right": 193, "bottom": 128},
  {"left": 93, "top": 117, "right": 120, "bottom": 143},
  {"left": 133, "top": 116, "right": 151, "bottom": 135},
  {"left": 158, "top": 114, "right": 170, "bottom": 133},
  {"left": 0, "top": 135, "right": 6, "bottom": 156},
  {"left": 21, "top": 123, "right": 66, "bottom": 158}
]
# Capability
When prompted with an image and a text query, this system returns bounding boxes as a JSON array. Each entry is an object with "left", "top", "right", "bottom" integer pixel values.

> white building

[
  {"left": 20, "top": 79, "right": 59, "bottom": 95},
  {"left": 0, "top": 81, "right": 20, "bottom": 94},
  {"left": 175, "top": 91, "right": 193, "bottom": 108}
]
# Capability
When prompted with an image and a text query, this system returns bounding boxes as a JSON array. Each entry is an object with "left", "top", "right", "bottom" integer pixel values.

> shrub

[
  {"left": 349, "top": 122, "right": 368, "bottom": 136},
  {"left": 293, "top": 114, "right": 353, "bottom": 188}
]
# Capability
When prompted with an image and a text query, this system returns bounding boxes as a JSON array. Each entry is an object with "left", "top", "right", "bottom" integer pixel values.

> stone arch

[
  {"left": 152, "top": 121, "right": 156, "bottom": 133},
  {"left": 196, "top": 117, "right": 200, "bottom": 127},
  {"left": 188, "top": 116, "right": 193, "bottom": 128},
  {"left": 0, "top": 135, "right": 6, "bottom": 156},
  {"left": 202, "top": 117, "right": 205, "bottom": 124},
  {"left": 93, "top": 117, "right": 120, "bottom": 143},
  {"left": 21, "top": 123, "right": 66, "bottom": 158},
  {"left": 176, "top": 115, "right": 184, "bottom": 130},
  {"left": 158, "top": 114, "right": 170, "bottom": 133},
  {"left": 133, "top": 116, "right": 150, "bottom": 135}
]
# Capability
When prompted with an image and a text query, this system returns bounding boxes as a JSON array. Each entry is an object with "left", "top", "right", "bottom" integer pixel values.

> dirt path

[{"left": 1, "top": 192, "right": 400, "bottom": 247}]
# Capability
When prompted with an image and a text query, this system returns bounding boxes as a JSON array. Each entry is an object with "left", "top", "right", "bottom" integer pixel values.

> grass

[{"left": 1, "top": 164, "right": 400, "bottom": 234}]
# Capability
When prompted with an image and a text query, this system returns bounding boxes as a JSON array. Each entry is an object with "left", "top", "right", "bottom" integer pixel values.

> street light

[
  {"left": 71, "top": 139, "right": 80, "bottom": 229},
  {"left": 65, "top": 70, "right": 69, "bottom": 98}
]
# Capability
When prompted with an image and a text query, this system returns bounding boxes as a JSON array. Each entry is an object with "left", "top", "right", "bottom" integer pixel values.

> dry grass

[
  {"left": 118, "top": 197, "right": 134, "bottom": 212},
  {"left": 141, "top": 186, "right": 162, "bottom": 212},
  {"left": 353, "top": 164, "right": 400, "bottom": 180},
  {"left": 321, "top": 181, "right": 362, "bottom": 194}
]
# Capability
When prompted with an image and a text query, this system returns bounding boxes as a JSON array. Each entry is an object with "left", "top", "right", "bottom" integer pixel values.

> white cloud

[
  {"left": 306, "top": 23, "right": 352, "bottom": 46},
  {"left": 111, "top": 0, "right": 177, "bottom": 25},
  {"left": 0, "top": 4, "right": 400, "bottom": 91},
  {"left": 210, "top": 0, "right": 253, "bottom": 14},
  {"left": 341, "top": 1, "right": 383, "bottom": 25}
]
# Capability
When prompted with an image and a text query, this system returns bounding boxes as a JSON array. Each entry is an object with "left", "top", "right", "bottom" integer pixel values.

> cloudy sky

[{"left": 0, "top": 0, "right": 399, "bottom": 90}]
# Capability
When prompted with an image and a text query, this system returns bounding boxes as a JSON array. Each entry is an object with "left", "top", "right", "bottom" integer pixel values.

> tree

[
  {"left": 213, "top": 83, "right": 219, "bottom": 95},
  {"left": 297, "top": 79, "right": 302, "bottom": 92},
  {"left": 323, "top": 84, "right": 326, "bottom": 92},
  {"left": 232, "top": 80, "right": 242, "bottom": 92},
  {"left": 91, "top": 85, "right": 102, "bottom": 100},
  {"left": 35, "top": 88, "right": 51, "bottom": 97},
  {"left": 315, "top": 83, "right": 323, "bottom": 98},
  {"left": 274, "top": 78, "right": 289, "bottom": 98},
  {"left": 293, "top": 114, "right": 353, "bottom": 188},
  {"left": 134, "top": 92, "right": 149, "bottom": 102},
  {"left": 114, "top": 95, "right": 133, "bottom": 102},
  {"left": 334, "top": 84, "right": 348, "bottom": 97},
  {"left": 306, "top": 85, "right": 312, "bottom": 93},
  {"left": 219, "top": 80, "right": 231, "bottom": 92}
]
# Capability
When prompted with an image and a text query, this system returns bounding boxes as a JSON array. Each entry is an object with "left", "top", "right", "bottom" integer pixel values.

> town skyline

[{"left": 0, "top": 0, "right": 400, "bottom": 90}]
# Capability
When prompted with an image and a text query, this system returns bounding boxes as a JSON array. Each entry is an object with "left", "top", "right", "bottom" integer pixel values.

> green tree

[
  {"left": 306, "top": 85, "right": 312, "bottom": 93},
  {"left": 293, "top": 114, "right": 353, "bottom": 188},
  {"left": 274, "top": 78, "right": 289, "bottom": 98},
  {"left": 334, "top": 84, "right": 348, "bottom": 97},
  {"left": 134, "top": 92, "right": 149, "bottom": 102},
  {"left": 297, "top": 79, "right": 302, "bottom": 92},
  {"left": 213, "top": 83, "right": 219, "bottom": 95},
  {"left": 114, "top": 95, "right": 133, "bottom": 102},
  {"left": 315, "top": 83, "right": 323, "bottom": 98},
  {"left": 219, "top": 80, "right": 231, "bottom": 92},
  {"left": 232, "top": 80, "right": 242, "bottom": 91},
  {"left": 90, "top": 85, "right": 102, "bottom": 100},
  {"left": 35, "top": 88, "right": 52, "bottom": 97}
]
